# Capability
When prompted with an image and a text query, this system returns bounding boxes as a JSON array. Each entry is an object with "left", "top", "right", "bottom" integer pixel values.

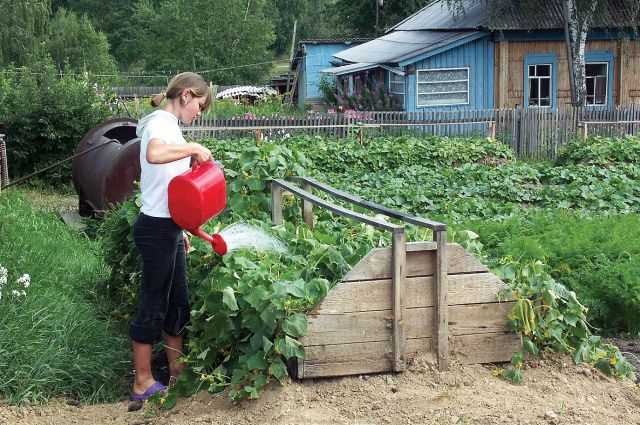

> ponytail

[{"left": 150, "top": 92, "right": 166, "bottom": 107}]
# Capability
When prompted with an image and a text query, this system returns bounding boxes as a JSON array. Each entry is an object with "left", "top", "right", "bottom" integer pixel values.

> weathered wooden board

[
  {"left": 315, "top": 272, "right": 508, "bottom": 315},
  {"left": 450, "top": 333, "right": 522, "bottom": 365},
  {"left": 342, "top": 243, "right": 487, "bottom": 282},
  {"left": 298, "top": 332, "right": 521, "bottom": 378},
  {"left": 300, "top": 338, "right": 433, "bottom": 378},
  {"left": 302, "top": 302, "right": 514, "bottom": 346}
]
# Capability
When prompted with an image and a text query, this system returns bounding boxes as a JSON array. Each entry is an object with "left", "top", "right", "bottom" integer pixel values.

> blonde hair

[{"left": 151, "top": 72, "right": 212, "bottom": 111}]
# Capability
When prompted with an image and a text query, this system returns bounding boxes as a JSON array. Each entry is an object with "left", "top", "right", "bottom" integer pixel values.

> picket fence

[{"left": 182, "top": 105, "right": 640, "bottom": 159}]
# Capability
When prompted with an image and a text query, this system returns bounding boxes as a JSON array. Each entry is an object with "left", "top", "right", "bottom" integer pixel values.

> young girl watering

[{"left": 130, "top": 72, "right": 212, "bottom": 401}]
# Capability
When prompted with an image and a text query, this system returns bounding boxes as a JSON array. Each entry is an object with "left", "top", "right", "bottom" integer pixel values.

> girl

[{"left": 130, "top": 72, "right": 212, "bottom": 401}]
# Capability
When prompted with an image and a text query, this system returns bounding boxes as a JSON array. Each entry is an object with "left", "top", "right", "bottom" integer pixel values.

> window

[
  {"left": 527, "top": 64, "right": 552, "bottom": 107},
  {"left": 585, "top": 62, "right": 608, "bottom": 106},
  {"left": 389, "top": 72, "right": 404, "bottom": 105},
  {"left": 417, "top": 68, "right": 469, "bottom": 107},
  {"left": 389, "top": 72, "right": 404, "bottom": 95}
]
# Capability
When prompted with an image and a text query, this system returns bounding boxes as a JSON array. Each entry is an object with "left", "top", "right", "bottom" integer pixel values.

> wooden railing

[{"left": 271, "top": 177, "right": 449, "bottom": 371}]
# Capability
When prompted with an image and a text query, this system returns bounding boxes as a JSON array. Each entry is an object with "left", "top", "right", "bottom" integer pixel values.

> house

[
  {"left": 291, "top": 39, "right": 370, "bottom": 109},
  {"left": 322, "top": 0, "right": 640, "bottom": 111}
]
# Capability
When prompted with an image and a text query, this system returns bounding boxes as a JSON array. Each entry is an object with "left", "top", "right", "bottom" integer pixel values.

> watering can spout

[{"left": 191, "top": 227, "right": 228, "bottom": 256}]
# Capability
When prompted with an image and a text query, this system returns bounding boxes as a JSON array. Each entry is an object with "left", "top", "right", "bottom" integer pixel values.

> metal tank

[{"left": 72, "top": 118, "right": 140, "bottom": 216}]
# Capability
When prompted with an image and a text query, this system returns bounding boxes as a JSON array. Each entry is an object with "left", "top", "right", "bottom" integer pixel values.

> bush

[
  {"left": 0, "top": 57, "right": 110, "bottom": 185},
  {"left": 464, "top": 211, "right": 640, "bottom": 335},
  {"left": 556, "top": 136, "right": 640, "bottom": 166}
]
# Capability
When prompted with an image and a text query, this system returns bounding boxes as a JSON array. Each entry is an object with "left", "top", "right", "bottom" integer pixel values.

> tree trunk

[{"left": 563, "top": 0, "right": 599, "bottom": 106}]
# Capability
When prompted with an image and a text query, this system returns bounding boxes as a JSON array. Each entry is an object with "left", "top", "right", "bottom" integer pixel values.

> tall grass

[{"left": 0, "top": 191, "right": 129, "bottom": 404}]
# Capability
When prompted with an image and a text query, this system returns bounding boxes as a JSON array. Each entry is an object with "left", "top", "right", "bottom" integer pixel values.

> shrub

[
  {"left": 464, "top": 211, "right": 640, "bottom": 335},
  {"left": 0, "top": 56, "right": 111, "bottom": 185},
  {"left": 556, "top": 136, "right": 640, "bottom": 166}
]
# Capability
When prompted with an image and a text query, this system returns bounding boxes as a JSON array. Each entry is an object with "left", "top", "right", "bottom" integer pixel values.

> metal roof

[
  {"left": 321, "top": 62, "right": 377, "bottom": 75},
  {"left": 390, "top": 0, "right": 639, "bottom": 32},
  {"left": 333, "top": 30, "right": 482, "bottom": 65},
  {"left": 321, "top": 63, "right": 405, "bottom": 76},
  {"left": 299, "top": 38, "right": 372, "bottom": 45}
]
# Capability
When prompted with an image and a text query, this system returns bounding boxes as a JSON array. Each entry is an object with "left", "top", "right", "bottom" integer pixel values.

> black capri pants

[{"left": 130, "top": 213, "right": 190, "bottom": 344}]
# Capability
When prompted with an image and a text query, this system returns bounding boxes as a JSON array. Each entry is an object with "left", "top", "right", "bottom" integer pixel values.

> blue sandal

[{"left": 130, "top": 381, "right": 167, "bottom": 402}]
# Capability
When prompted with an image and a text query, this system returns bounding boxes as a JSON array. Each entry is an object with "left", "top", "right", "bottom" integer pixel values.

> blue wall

[
  {"left": 404, "top": 36, "right": 495, "bottom": 112},
  {"left": 300, "top": 42, "right": 362, "bottom": 106}
]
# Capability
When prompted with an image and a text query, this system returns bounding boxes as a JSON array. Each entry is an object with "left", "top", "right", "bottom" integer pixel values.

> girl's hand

[{"left": 189, "top": 143, "right": 212, "bottom": 164}]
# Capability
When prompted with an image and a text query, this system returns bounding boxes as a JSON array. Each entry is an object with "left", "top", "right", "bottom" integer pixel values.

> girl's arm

[{"left": 146, "top": 139, "right": 211, "bottom": 164}]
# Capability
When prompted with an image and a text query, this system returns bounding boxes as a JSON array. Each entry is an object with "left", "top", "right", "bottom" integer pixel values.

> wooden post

[
  {"left": 0, "top": 133, "right": 7, "bottom": 192},
  {"left": 433, "top": 229, "right": 449, "bottom": 371},
  {"left": 391, "top": 229, "right": 407, "bottom": 372},
  {"left": 271, "top": 184, "right": 284, "bottom": 225},
  {"left": 302, "top": 182, "right": 314, "bottom": 228},
  {"left": 488, "top": 121, "right": 496, "bottom": 139},
  {"left": 578, "top": 122, "right": 588, "bottom": 140},
  {"left": 210, "top": 83, "right": 218, "bottom": 139},
  {"left": 498, "top": 40, "right": 509, "bottom": 108}
]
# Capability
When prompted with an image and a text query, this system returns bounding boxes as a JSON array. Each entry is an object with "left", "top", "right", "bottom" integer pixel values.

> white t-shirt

[{"left": 136, "top": 110, "right": 191, "bottom": 218}]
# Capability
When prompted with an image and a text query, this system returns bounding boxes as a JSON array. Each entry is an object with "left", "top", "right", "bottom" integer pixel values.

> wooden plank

[
  {"left": 303, "top": 302, "right": 514, "bottom": 346},
  {"left": 451, "top": 332, "right": 521, "bottom": 365},
  {"left": 271, "top": 184, "right": 283, "bottom": 225},
  {"left": 302, "top": 181, "right": 314, "bottom": 228},
  {"left": 434, "top": 230, "right": 448, "bottom": 371},
  {"left": 298, "top": 332, "right": 519, "bottom": 378},
  {"left": 300, "top": 338, "right": 434, "bottom": 378},
  {"left": 315, "top": 272, "right": 506, "bottom": 315},
  {"left": 342, "top": 242, "right": 488, "bottom": 282},
  {"left": 392, "top": 231, "right": 407, "bottom": 371}
]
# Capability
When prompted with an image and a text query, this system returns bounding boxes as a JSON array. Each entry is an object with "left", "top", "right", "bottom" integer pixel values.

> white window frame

[
  {"left": 527, "top": 63, "right": 553, "bottom": 108},
  {"left": 585, "top": 61, "right": 609, "bottom": 107},
  {"left": 416, "top": 67, "right": 470, "bottom": 108},
  {"left": 388, "top": 71, "right": 405, "bottom": 95}
]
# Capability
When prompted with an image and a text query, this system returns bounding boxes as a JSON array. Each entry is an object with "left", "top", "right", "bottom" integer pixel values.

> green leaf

[
  {"left": 222, "top": 287, "right": 239, "bottom": 311},
  {"left": 283, "top": 313, "right": 308, "bottom": 338},
  {"left": 269, "top": 358, "right": 288, "bottom": 383},
  {"left": 501, "top": 367, "right": 523, "bottom": 384},
  {"left": 523, "top": 338, "right": 539, "bottom": 356},
  {"left": 275, "top": 335, "right": 305, "bottom": 360},
  {"left": 274, "top": 279, "right": 306, "bottom": 298},
  {"left": 246, "top": 352, "right": 268, "bottom": 370},
  {"left": 262, "top": 336, "right": 274, "bottom": 353}
]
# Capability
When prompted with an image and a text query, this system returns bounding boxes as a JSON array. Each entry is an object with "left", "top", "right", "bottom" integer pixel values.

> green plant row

[{"left": 99, "top": 134, "right": 638, "bottom": 403}]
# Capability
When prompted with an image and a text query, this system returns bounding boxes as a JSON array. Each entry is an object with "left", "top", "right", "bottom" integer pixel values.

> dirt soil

[{"left": 1, "top": 353, "right": 639, "bottom": 425}]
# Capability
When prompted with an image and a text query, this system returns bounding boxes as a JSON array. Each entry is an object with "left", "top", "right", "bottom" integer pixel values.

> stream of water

[{"left": 218, "top": 222, "right": 287, "bottom": 254}]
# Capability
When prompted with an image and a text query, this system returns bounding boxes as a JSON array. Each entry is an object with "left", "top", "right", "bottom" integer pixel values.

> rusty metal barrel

[{"left": 72, "top": 118, "right": 140, "bottom": 216}]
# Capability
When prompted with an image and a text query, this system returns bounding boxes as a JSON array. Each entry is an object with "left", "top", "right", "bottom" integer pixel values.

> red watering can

[{"left": 168, "top": 161, "right": 228, "bottom": 255}]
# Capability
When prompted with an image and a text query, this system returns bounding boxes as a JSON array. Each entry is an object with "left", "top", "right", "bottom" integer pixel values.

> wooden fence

[{"left": 182, "top": 104, "right": 640, "bottom": 159}]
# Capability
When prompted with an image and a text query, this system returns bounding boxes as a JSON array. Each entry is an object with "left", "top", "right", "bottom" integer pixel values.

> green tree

[
  {"left": 331, "top": 0, "right": 434, "bottom": 36},
  {"left": 267, "top": 0, "right": 340, "bottom": 56},
  {"left": 51, "top": 0, "right": 140, "bottom": 69},
  {"left": 129, "top": 0, "right": 275, "bottom": 84},
  {"left": 46, "top": 8, "right": 118, "bottom": 75},
  {"left": 0, "top": 0, "right": 51, "bottom": 66}
]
